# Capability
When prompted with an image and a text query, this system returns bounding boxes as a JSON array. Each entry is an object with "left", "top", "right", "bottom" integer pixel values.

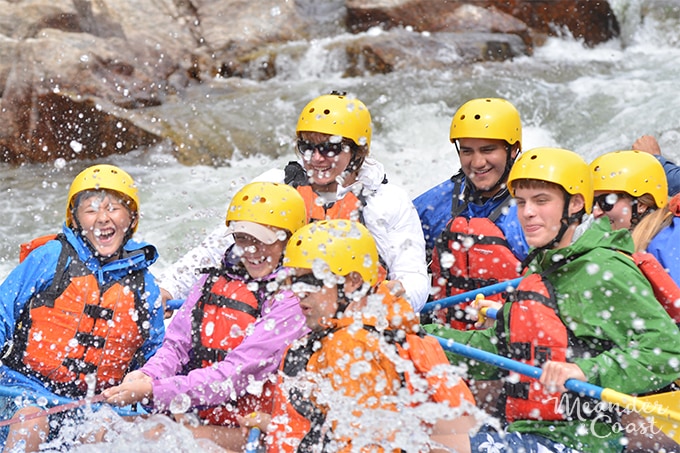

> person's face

[
  {"left": 75, "top": 192, "right": 135, "bottom": 261},
  {"left": 233, "top": 233, "right": 286, "bottom": 279},
  {"left": 288, "top": 270, "right": 338, "bottom": 331},
  {"left": 458, "top": 138, "right": 513, "bottom": 196},
  {"left": 514, "top": 183, "right": 582, "bottom": 249},
  {"left": 592, "top": 191, "right": 636, "bottom": 230},
  {"left": 298, "top": 131, "right": 353, "bottom": 191}
]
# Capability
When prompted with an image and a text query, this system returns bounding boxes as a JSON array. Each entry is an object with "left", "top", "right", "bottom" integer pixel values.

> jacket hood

[
  {"left": 530, "top": 216, "right": 634, "bottom": 272},
  {"left": 62, "top": 223, "right": 158, "bottom": 275}
]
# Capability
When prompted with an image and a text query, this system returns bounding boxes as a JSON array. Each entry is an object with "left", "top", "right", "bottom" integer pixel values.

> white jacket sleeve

[{"left": 362, "top": 183, "right": 430, "bottom": 312}]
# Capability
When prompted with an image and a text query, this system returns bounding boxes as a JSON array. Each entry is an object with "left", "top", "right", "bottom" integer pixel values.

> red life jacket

[
  {"left": 7, "top": 234, "right": 149, "bottom": 397},
  {"left": 496, "top": 271, "right": 612, "bottom": 423},
  {"left": 634, "top": 253, "right": 680, "bottom": 323},
  {"left": 189, "top": 269, "right": 274, "bottom": 426},
  {"left": 497, "top": 273, "right": 567, "bottom": 422},
  {"left": 430, "top": 198, "right": 521, "bottom": 330}
]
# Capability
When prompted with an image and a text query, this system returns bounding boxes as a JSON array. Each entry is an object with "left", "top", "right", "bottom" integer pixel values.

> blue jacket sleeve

[
  {"left": 0, "top": 242, "right": 61, "bottom": 346},
  {"left": 413, "top": 179, "right": 455, "bottom": 251},
  {"left": 647, "top": 217, "right": 680, "bottom": 284},
  {"left": 657, "top": 155, "right": 680, "bottom": 196}
]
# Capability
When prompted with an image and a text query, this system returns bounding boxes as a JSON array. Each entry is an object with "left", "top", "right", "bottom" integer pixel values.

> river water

[{"left": 2, "top": 0, "right": 680, "bottom": 450}]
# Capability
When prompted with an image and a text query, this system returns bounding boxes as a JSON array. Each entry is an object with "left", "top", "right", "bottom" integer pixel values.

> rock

[
  {"left": 345, "top": 28, "right": 528, "bottom": 76},
  {"left": 0, "top": 0, "right": 621, "bottom": 165},
  {"left": 193, "top": 0, "right": 307, "bottom": 79},
  {"left": 0, "top": 29, "right": 164, "bottom": 163},
  {"left": 346, "top": 0, "right": 618, "bottom": 47},
  {"left": 480, "top": 0, "right": 620, "bottom": 46}
]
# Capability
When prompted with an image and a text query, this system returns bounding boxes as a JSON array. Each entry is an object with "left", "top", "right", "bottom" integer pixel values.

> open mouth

[
  {"left": 309, "top": 167, "right": 333, "bottom": 179},
  {"left": 94, "top": 228, "right": 116, "bottom": 242}
]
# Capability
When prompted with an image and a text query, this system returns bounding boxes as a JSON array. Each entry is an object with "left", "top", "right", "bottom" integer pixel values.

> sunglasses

[
  {"left": 296, "top": 139, "right": 352, "bottom": 158},
  {"left": 594, "top": 193, "right": 621, "bottom": 212},
  {"left": 288, "top": 273, "right": 328, "bottom": 294}
]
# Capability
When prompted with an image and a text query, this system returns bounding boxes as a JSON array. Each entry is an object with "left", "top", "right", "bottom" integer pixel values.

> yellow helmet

[
  {"left": 450, "top": 98, "right": 521, "bottom": 146},
  {"left": 226, "top": 182, "right": 307, "bottom": 235},
  {"left": 66, "top": 164, "right": 139, "bottom": 231},
  {"left": 590, "top": 150, "right": 667, "bottom": 209},
  {"left": 284, "top": 219, "right": 379, "bottom": 286},
  {"left": 508, "top": 147, "right": 593, "bottom": 214},
  {"left": 296, "top": 93, "right": 372, "bottom": 148}
]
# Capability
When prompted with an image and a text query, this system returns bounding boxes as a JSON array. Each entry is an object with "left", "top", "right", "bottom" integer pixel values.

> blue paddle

[
  {"left": 245, "top": 427, "right": 262, "bottom": 453},
  {"left": 421, "top": 277, "right": 523, "bottom": 313},
  {"left": 432, "top": 335, "right": 680, "bottom": 442}
]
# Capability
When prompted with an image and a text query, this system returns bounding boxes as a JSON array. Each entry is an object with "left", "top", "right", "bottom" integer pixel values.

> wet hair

[{"left": 71, "top": 189, "right": 137, "bottom": 230}]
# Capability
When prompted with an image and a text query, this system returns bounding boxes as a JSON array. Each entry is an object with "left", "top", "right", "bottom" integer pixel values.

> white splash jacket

[{"left": 158, "top": 157, "right": 430, "bottom": 312}]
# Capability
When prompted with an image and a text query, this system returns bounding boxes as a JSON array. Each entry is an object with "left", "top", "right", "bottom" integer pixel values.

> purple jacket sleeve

[
  {"left": 140, "top": 274, "right": 209, "bottom": 380},
  {"left": 145, "top": 285, "right": 308, "bottom": 411}
]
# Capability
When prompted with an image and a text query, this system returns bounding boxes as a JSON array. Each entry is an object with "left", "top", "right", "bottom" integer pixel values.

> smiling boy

[{"left": 427, "top": 148, "right": 680, "bottom": 452}]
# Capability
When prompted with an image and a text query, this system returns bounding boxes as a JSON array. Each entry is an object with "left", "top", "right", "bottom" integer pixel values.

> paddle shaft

[
  {"left": 245, "top": 427, "right": 262, "bottom": 453},
  {"left": 166, "top": 299, "right": 184, "bottom": 310},
  {"left": 421, "top": 277, "right": 522, "bottom": 313},
  {"left": 435, "top": 336, "right": 603, "bottom": 398},
  {"left": 0, "top": 394, "right": 106, "bottom": 428},
  {"left": 0, "top": 386, "right": 143, "bottom": 427},
  {"left": 435, "top": 335, "right": 680, "bottom": 423}
]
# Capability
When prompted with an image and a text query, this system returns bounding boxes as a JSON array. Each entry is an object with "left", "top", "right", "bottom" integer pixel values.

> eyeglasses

[
  {"left": 296, "top": 139, "right": 352, "bottom": 158},
  {"left": 288, "top": 273, "right": 327, "bottom": 294},
  {"left": 594, "top": 193, "right": 621, "bottom": 212}
]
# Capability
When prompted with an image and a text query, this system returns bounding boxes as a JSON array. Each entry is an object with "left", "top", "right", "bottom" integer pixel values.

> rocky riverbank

[{"left": 0, "top": 0, "right": 621, "bottom": 165}]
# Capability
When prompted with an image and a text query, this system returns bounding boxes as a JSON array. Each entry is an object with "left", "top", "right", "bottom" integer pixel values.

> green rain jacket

[{"left": 426, "top": 217, "right": 680, "bottom": 452}]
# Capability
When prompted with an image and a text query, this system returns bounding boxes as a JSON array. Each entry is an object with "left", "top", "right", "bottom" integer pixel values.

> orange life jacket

[
  {"left": 19, "top": 234, "right": 58, "bottom": 262},
  {"left": 296, "top": 185, "right": 364, "bottom": 224},
  {"left": 295, "top": 184, "right": 388, "bottom": 284},
  {"left": 190, "top": 269, "right": 274, "bottom": 426},
  {"left": 430, "top": 201, "right": 521, "bottom": 330},
  {"left": 496, "top": 272, "right": 613, "bottom": 423},
  {"left": 7, "top": 234, "right": 149, "bottom": 397},
  {"left": 268, "top": 285, "right": 475, "bottom": 452}
]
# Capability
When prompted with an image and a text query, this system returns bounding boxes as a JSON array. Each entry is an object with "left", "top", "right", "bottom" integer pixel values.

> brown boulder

[
  {"left": 345, "top": 29, "right": 528, "bottom": 76},
  {"left": 346, "top": 0, "right": 618, "bottom": 46},
  {"left": 0, "top": 30, "right": 164, "bottom": 163},
  {"left": 490, "top": 0, "right": 620, "bottom": 46}
]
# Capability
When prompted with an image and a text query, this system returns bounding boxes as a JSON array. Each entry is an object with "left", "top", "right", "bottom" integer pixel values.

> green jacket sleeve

[
  {"left": 563, "top": 251, "right": 680, "bottom": 394},
  {"left": 423, "top": 322, "right": 502, "bottom": 380}
]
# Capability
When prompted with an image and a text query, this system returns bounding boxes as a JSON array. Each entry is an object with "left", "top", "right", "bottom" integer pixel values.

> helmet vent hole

[
  {"left": 323, "top": 109, "right": 331, "bottom": 115},
  {"left": 474, "top": 114, "right": 481, "bottom": 120},
  {"left": 259, "top": 197, "right": 267, "bottom": 203}
]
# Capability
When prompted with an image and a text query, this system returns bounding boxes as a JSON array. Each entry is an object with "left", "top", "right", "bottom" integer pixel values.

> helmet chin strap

[{"left": 335, "top": 283, "right": 351, "bottom": 316}]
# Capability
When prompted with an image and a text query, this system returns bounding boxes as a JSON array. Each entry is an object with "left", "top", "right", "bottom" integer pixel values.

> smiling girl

[
  {"left": 103, "top": 181, "right": 309, "bottom": 450},
  {"left": 0, "top": 164, "right": 165, "bottom": 451}
]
